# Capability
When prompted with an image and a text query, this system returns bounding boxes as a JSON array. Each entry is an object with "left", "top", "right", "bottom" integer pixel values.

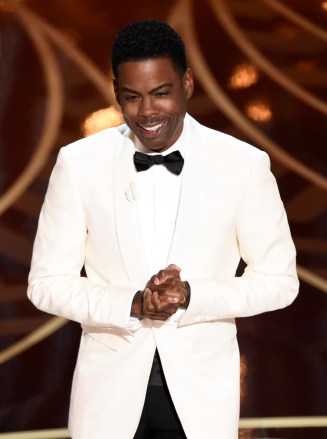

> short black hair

[{"left": 111, "top": 19, "right": 187, "bottom": 79}]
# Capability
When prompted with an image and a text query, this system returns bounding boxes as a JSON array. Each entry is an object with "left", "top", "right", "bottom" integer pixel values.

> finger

[
  {"left": 166, "top": 264, "right": 181, "bottom": 272},
  {"left": 143, "top": 288, "right": 155, "bottom": 313},
  {"left": 153, "top": 276, "right": 160, "bottom": 286},
  {"left": 151, "top": 271, "right": 170, "bottom": 286},
  {"left": 152, "top": 294, "right": 181, "bottom": 314},
  {"left": 151, "top": 291, "right": 165, "bottom": 312},
  {"left": 144, "top": 288, "right": 152, "bottom": 299},
  {"left": 152, "top": 279, "right": 187, "bottom": 299},
  {"left": 152, "top": 288, "right": 181, "bottom": 304},
  {"left": 153, "top": 268, "right": 180, "bottom": 286},
  {"left": 142, "top": 297, "right": 176, "bottom": 320},
  {"left": 149, "top": 290, "right": 177, "bottom": 311}
]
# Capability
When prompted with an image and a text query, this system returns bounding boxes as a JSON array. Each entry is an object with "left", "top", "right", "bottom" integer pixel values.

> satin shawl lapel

[
  {"left": 113, "top": 135, "right": 147, "bottom": 288},
  {"left": 167, "top": 118, "right": 208, "bottom": 271}
]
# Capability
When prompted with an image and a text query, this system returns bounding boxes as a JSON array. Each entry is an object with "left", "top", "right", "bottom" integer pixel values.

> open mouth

[{"left": 137, "top": 122, "right": 165, "bottom": 139}]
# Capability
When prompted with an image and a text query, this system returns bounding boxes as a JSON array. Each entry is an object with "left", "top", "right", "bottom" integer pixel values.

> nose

[{"left": 137, "top": 96, "right": 158, "bottom": 118}]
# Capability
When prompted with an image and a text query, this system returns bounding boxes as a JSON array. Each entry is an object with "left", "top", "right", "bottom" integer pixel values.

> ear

[
  {"left": 183, "top": 68, "right": 194, "bottom": 100},
  {"left": 113, "top": 78, "right": 120, "bottom": 105}
]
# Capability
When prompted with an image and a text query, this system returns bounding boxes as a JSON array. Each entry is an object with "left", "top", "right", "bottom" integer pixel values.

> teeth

[{"left": 140, "top": 123, "right": 163, "bottom": 132}]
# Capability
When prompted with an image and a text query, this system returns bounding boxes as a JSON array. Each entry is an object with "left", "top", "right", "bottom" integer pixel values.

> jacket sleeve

[
  {"left": 27, "top": 148, "right": 136, "bottom": 330},
  {"left": 179, "top": 152, "right": 299, "bottom": 326}
]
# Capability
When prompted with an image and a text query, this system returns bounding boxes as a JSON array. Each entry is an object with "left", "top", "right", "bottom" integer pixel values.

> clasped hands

[{"left": 131, "top": 264, "right": 190, "bottom": 321}]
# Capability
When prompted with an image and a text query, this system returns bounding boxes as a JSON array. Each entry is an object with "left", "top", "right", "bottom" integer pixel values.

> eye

[
  {"left": 155, "top": 92, "right": 169, "bottom": 97},
  {"left": 125, "top": 95, "right": 140, "bottom": 102}
]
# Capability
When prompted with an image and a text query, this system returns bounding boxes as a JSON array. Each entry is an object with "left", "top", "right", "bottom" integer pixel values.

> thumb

[{"left": 166, "top": 263, "right": 181, "bottom": 272}]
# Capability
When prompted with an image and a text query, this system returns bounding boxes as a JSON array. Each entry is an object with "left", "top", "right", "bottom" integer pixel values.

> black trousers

[{"left": 133, "top": 351, "right": 187, "bottom": 439}]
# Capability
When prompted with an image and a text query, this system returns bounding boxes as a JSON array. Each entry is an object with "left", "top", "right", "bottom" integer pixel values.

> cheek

[
  {"left": 165, "top": 96, "right": 187, "bottom": 115},
  {"left": 121, "top": 106, "right": 136, "bottom": 122}
]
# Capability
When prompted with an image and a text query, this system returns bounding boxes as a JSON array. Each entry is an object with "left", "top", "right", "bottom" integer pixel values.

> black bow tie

[{"left": 133, "top": 150, "right": 184, "bottom": 175}]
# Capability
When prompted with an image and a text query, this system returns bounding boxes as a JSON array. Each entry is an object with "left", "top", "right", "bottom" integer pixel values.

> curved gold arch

[
  {"left": 0, "top": 2, "right": 118, "bottom": 216},
  {"left": 14, "top": 4, "right": 115, "bottom": 105},
  {"left": 0, "top": 5, "right": 64, "bottom": 215},
  {"left": 0, "top": 2, "right": 117, "bottom": 366},
  {"left": 177, "top": 0, "right": 327, "bottom": 191},
  {"left": 176, "top": 0, "right": 327, "bottom": 293},
  {"left": 261, "top": 0, "right": 327, "bottom": 43},
  {"left": 297, "top": 264, "right": 327, "bottom": 294},
  {"left": 208, "top": 0, "right": 327, "bottom": 117},
  {"left": 0, "top": 2, "right": 116, "bottom": 365},
  {"left": 0, "top": 317, "right": 67, "bottom": 365}
]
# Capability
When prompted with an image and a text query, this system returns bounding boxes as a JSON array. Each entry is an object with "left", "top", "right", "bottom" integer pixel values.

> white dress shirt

[{"left": 128, "top": 127, "right": 187, "bottom": 325}]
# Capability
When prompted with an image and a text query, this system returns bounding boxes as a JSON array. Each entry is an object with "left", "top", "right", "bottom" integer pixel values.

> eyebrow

[{"left": 121, "top": 83, "right": 173, "bottom": 95}]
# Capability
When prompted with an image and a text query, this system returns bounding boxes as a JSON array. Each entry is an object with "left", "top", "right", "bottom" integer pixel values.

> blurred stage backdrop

[{"left": 0, "top": 0, "right": 327, "bottom": 438}]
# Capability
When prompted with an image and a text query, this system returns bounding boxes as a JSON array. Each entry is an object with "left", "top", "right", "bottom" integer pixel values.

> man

[{"left": 28, "top": 20, "right": 299, "bottom": 439}]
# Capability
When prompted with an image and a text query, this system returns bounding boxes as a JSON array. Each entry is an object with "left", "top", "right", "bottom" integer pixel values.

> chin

[{"left": 138, "top": 138, "right": 167, "bottom": 153}]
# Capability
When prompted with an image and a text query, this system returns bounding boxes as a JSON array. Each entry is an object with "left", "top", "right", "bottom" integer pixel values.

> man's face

[{"left": 114, "top": 57, "right": 194, "bottom": 153}]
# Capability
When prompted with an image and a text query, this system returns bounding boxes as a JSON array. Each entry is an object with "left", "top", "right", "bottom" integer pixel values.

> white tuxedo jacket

[{"left": 28, "top": 114, "right": 299, "bottom": 438}]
